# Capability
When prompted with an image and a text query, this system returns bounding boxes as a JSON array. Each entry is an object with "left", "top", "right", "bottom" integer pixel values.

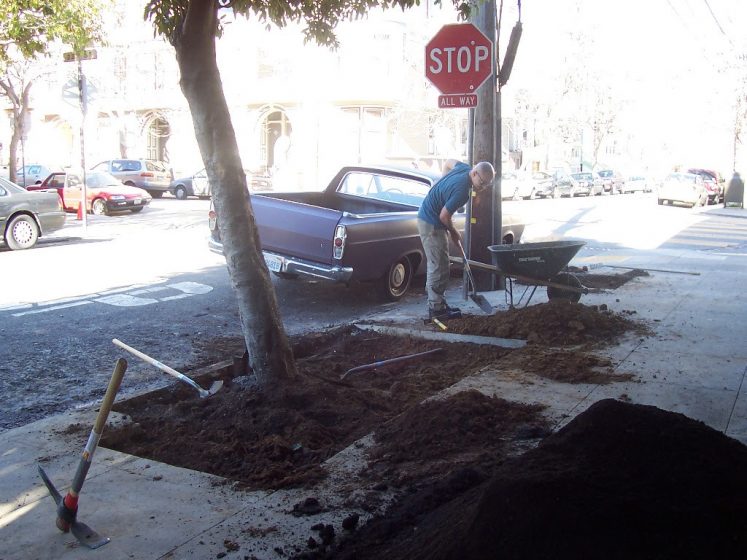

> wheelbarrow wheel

[{"left": 547, "top": 272, "right": 582, "bottom": 303}]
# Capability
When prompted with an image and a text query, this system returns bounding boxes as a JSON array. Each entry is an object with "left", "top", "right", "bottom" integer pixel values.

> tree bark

[{"left": 172, "top": 0, "right": 298, "bottom": 390}]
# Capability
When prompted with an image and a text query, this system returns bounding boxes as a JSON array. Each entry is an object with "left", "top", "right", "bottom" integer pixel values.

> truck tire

[{"left": 379, "top": 256, "right": 413, "bottom": 301}]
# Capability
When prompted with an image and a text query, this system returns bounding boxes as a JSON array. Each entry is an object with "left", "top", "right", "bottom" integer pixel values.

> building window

[{"left": 340, "top": 106, "right": 387, "bottom": 163}]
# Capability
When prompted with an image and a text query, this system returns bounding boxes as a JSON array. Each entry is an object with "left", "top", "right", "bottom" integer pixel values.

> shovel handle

[{"left": 112, "top": 339, "right": 203, "bottom": 394}]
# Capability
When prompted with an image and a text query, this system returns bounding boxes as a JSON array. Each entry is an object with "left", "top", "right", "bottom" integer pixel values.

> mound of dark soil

[
  {"left": 446, "top": 301, "right": 648, "bottom": 347},
  {"left": 333, "top": 399, "right": 747, "bottom": 560},
  {"left": 103, "top": 326, "right": 520, "bottom": 489}
]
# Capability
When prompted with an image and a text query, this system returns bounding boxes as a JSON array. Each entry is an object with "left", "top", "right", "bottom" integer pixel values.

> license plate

[
  {"left": 134, "top": 198, "right": 141, "bottom": 204},
  {"left": 264, "top": 255, "right": 282, "bottom": 272}
]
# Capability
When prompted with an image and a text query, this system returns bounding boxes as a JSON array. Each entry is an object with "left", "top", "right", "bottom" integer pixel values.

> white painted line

[
  {"left": 12, "top": 301, "right": 92, "bottom": 317},
  {"left": 169, "top": 281, "right": 213, "bottom": 295},
  {"left": 159, "top": 294, "right": 193, "bottom": 301},
  {"left": 0, "top": 303, "right": 32, "bottom": 311},
  {"left": 94, "top": 294, "right": 159, "bottom": 307}
]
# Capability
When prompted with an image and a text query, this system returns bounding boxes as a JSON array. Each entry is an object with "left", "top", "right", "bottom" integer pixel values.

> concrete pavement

[{"left": 3, "top": 205, "right": 747, "bottom": 559}]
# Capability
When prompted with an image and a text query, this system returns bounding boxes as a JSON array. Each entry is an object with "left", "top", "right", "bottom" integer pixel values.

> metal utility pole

[{"left": 64, "top": 48, "right": 97, "bottom": 229}]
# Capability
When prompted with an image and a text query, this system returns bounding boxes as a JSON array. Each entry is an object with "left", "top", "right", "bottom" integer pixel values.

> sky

[{"left": 500, "top": 0, "right": 747, "bottom": 174}]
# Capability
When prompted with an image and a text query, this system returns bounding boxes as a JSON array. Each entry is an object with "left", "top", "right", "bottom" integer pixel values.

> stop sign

[{"left": 425, "top": 23, "right": 494, "bottom": 95}]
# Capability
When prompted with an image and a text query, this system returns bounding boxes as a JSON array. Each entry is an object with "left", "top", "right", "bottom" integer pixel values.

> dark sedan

[{"left": 0, "top": 176, "right": 65, "bottom": 250}]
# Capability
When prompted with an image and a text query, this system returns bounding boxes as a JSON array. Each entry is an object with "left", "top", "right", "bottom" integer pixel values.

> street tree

[
  {"left": 0, "top": 0, "right": 107, "bottom": 182},
  {"left": 145, "top": 0, "right": 475, "bottom": 393}
]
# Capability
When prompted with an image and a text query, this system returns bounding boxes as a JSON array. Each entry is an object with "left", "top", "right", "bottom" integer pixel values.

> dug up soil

[{"left": 97, "top": 297, "right": 747, "bottom": 559}]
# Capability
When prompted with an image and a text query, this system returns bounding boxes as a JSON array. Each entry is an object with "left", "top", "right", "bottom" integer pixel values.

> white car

[
  {"left": 657, "top": 173, "right": 707, "bottom": 208},
  {"left": 622, "top": 175, "right": 652, "bottom": 194}
]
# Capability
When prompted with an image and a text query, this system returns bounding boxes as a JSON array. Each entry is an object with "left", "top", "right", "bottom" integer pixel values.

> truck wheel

[{"left": 380, "top": 256, "right": 413, "bottom": 301}]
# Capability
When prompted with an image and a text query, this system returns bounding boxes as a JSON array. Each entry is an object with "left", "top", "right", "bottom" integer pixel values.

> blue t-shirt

[{"left": 417, "top": 161, "right": 471, "bottom": 228}]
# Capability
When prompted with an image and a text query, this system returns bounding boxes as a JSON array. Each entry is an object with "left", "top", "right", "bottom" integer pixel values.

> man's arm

[{"left": 439, "top": 207, "right": 461, "bottom": 243}]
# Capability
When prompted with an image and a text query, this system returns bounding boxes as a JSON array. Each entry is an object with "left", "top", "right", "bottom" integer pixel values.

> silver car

[
  {"left": 15, "top": 164, "right": 55, "bottom": 187},
  {"left": 91, "top": 159, "right": 173, "bottom": 198},
  {"left": 0, "top": 176, "right": 65, "bottom": 250}
]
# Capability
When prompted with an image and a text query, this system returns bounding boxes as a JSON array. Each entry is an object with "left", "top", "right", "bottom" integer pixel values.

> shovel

[
  {"left": 112, "top": 339, "right": 223, "bottom": 398},
  {"left": 456, "top": 239, "right": 493, "bottom": 314}
]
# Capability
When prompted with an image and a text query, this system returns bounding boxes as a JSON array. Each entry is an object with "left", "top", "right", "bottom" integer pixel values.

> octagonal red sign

[{"left": 425, "top": 23, "right": 494, "bottom": 95}]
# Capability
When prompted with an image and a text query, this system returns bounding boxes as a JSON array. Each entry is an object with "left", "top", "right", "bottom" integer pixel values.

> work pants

[{"left": 417, "top": 219, "right": 450, "bottom": 310}]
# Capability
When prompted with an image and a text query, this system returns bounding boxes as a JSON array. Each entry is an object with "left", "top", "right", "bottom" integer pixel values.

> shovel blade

[
  {"left": 71, "top": 520, "right": 110, "bottom": 549},
  {"left": 470, "top": 293, "right": 493, "bottom": 314},
  {"left": 208, "top": 380, "right": 223, "bottom": 395}
]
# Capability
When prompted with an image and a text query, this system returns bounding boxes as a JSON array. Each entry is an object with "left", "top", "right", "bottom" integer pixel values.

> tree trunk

[{"left": 172, "top": 1, "right": 299, "bottom": 390}]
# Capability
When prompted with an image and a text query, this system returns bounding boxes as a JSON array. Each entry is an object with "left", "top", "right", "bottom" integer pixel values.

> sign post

[
  {"left": 424, "top": 23, "right": 494, "bottom": 108},
  {"left": 64, "top": 49, "right": 97, "bottom": 229}
]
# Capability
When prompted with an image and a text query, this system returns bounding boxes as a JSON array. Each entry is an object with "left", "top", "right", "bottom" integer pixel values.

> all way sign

[
  {"left": 439, "top": 94, "right": 478, "bottom": 108},
  {"left": 425, "top": 23, "right": 493, "bottom": 109}
]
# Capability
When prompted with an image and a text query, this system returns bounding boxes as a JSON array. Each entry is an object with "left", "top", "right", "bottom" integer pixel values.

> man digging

[{"left": 417, "top": 159, "right": 495, "bottom": 321}]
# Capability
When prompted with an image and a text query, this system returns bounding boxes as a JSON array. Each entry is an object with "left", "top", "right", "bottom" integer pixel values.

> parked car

[
  {"left": 170, "top": 168, "right": 266, "bottom": 199},
  {"left": 91, "top": 159, "right": 173, "bottom": 198},
  {"left": 523, "top": 171, "right": 555, "bottom": 199},
  {"left": 657, "top": 172, "right": 707, "bottom": 208},
  {"left": 569, "top": 172, "right": 599, "bottom": 196},
  {"left": 15, "top": 164, "right": 55, "bottom": 187},
  {"left": 500, "top": 171, "right": 522, "bottom": 200},
  {"left": 26, "top": 170, "right": 66, "bottom": 204},
  {"left": 170, "top": 168, "right": 210, "bottom": 200},
  {"left": 597, "top": 169, "right": 625, "bottom": 194},
  {"left": 687, "top": 168, "right": 724, "bottom": 204},
  {"left": 46, "top": 170, "right": 152, "bottom": 215},
  {"left": 0, "top": 176, "right": 65, "bottom": 250},
  {"left": 208, "top": 165, "right": 524, "bottom": 301},
  {"left": 622, "top": 175, "right": 653, "bottom": 194},
  {"left": 554, "top": 173, "right": 582, "bottom": 197}
]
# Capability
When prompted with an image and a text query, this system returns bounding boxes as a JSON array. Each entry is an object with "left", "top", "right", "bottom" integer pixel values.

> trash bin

[{"left": 725, "top": 172, "right": 744, "bottom": 208}]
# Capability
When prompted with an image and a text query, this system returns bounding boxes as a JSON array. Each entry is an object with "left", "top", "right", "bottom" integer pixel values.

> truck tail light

[
  {"left": 333, "top": 225, "right": 346, "bottom": 259},
  {"left": 208, "top": 209, "right": 217, "bottom": 231},
  {"left": 140, "top": 172, "right": 154, "bottom": 178}
]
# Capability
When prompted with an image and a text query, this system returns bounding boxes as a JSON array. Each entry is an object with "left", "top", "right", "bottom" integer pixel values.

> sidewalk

[{"left": 2, "top": 244, "right": 746, "bottom": 559}]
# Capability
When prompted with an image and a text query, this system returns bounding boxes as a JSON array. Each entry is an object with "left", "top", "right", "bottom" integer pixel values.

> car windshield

[
  {"left": 68, "top": 171, "right": 122, "bottom": 189},
  {"left": 665, "top": 173, "right": 697, "bottom": 184},
  {"left": 572, "top": 173, "right": 592, "bottom": 180},
  {"left": 337, "top": 171, "right": 431, "bottom": 205},
  {"left": 598, "top": 170, "right": 612, "bottom": 178}
]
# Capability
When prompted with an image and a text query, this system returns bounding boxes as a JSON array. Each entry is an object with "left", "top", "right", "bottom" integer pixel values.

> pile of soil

[
  {"left": 334, "top": 399, "right": 747, "bottom": 560},
  {"left": 447, "top": 300, "right": 649, "bottom": 347},
  {"left": 96, "top": 303, "right": 659, "bottom": 557},
  {"left": 103, "top": 326, "right": 520, "bottom": 489}
]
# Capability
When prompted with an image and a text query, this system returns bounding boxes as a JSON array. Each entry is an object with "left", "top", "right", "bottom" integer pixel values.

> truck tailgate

[{"left": 253, "top": 194, "right": 342, "bottom": 264}]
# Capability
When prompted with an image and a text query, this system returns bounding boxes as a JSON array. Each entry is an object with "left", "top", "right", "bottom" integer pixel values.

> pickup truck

[{"left": 208, "top": 165, "right": 524, "bottom": 301}]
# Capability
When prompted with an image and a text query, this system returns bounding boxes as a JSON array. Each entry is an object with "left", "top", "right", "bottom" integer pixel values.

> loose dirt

[{"left": 95, "top": 297, "right": 746, "bottom": 559}]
